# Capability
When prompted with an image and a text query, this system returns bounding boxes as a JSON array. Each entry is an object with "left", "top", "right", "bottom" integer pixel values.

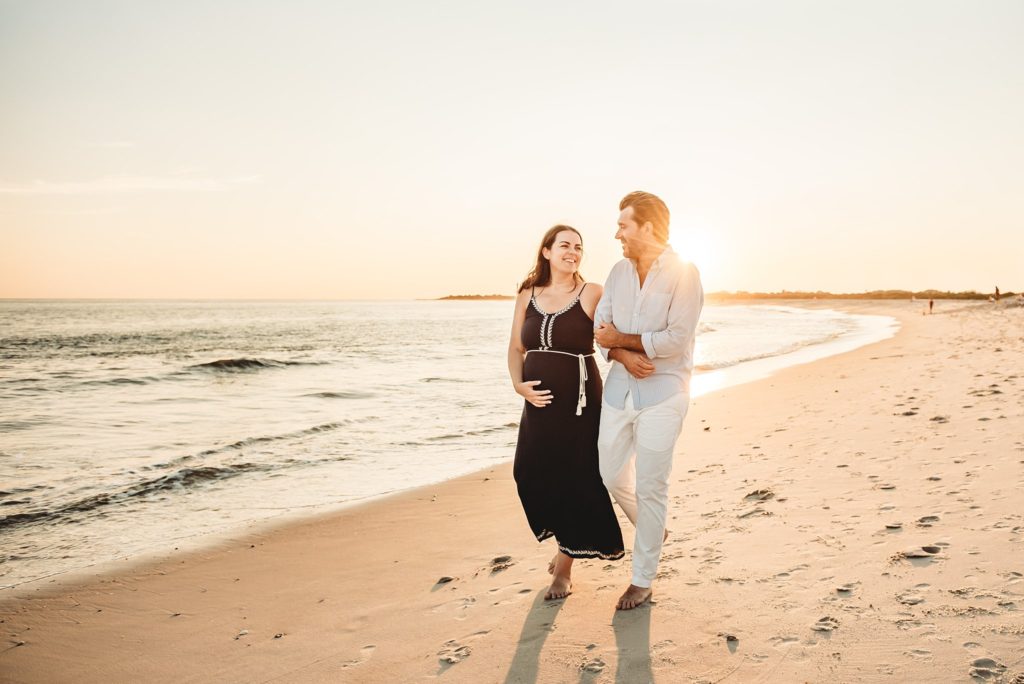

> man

[{"left": 593, "top": 191, "right": 704, "bottom": 610}]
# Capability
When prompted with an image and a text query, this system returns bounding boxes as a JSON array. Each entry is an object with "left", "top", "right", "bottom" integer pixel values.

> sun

[{"left": 669, "top": 217, "right": 721, "bottom": 287}]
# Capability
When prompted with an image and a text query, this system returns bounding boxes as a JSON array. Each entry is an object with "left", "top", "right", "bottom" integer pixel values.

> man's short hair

[{"left": 620, "top": 191, "right": 669, "bottom": 244}]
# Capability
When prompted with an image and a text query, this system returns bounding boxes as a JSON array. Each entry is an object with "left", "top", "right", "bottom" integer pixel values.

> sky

[{"left": 1, "top": 0, "right": 1022, "bottom": 299}]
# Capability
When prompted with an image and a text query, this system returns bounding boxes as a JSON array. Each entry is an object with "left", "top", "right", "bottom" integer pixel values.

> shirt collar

[
  {"left": 654, "top": 244, "right": 677, "bottom": 266},
  {"left": 630, "top": 244, "right": 676, "bottom": 269}
]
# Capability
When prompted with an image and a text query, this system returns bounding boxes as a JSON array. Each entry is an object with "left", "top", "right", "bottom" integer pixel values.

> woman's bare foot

[
  {"left": 544, "top": 574, "right": 572, "bottom": 600},
  {"left": 547, "top": 553, "right": 558, "bottom": 575},
  {"left": 615, "top": 584, "right": 652, "bottom": 610},
  {"left": 545, "top": 551, "right": 574, "bottom": 600}
]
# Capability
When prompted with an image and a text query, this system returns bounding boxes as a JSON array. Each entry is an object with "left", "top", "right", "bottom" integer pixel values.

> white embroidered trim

[
  {"left": 530, "top": 293, "right": 582, "bottom": 318},
  {"left": 536, "top": 529, "right": 625, "bottom": 560},
  {"left": 530, "top": 286, "right": 585, "bottom": 350}
]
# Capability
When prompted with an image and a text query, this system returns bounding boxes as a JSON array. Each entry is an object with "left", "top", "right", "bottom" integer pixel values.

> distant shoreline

[
  {"left": 3, "top": 289, "right": 1012, "bottom": 303},
  {"left": 436, "top": 289, "right": 1014, "bottom": 302},
  {"left": 707, "top": 289, "right": 1014, "bottom": 301}
]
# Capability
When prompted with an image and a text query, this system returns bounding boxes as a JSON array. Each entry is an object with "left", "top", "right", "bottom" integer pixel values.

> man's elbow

[{"left": 649, "top": 333, "right": 689, "bottom": 358}]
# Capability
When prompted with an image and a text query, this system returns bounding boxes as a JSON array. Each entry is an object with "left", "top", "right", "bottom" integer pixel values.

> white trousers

[{"left": 598, "top": 392, "right": 689, "bottom": 589}]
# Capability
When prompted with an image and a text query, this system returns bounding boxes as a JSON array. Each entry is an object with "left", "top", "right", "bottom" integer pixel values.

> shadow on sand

[
  {"left": 609, "top": 602, "right": 653, "bottom": 683},
  {"left": 503, "top": 591, "right": 567, "bottom": 684},
  {"left": 504, "top": 592, "right": 656, "bottom": 683}
]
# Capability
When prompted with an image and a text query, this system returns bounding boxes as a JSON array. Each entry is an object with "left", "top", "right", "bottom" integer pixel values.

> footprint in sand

[
  {"left": 438, "top": 641, "right": 471, "bottom": 666},
  {"left": 436, "top": 631, "right": 489, "bottom": 671},
  {"left": 769, "top": 636, "right": 800, "bottom": 648},
  {"left": 652, "top": 639, "right": 677, "bottom": 654},
  {"left": 811, "top": 616, "right": 840, "bottom": 632},
  {"left": 916, "top": 515, "right": 941, "bottom": 528},
  {"left": 492, "top": 584, "right": 535, "bottom": 607},
  {"left": 430, "top": 595, "right": 477, "bottom": 619},
  {"left": 894, "top": 545, "right": 942, "bottom": 562},
  {"left": 998, "top": 571, "right": 1023, "bottom": 585},
  {"left": 744, "top": 487, "right": 774, "bottom": 501},
  {"left": 340, "top": 645, "right": 376, "bottom": 669},
  {"left": 969, "top": 657, "right": 1007, "bottom": 680},
  {"left": 897, "top": 591, "right": 926, "bottom": 606},
  {"left": 905, "top": 648, "right": 932, "bottom": 661},
  {"left": 490, "top": 555, "right": 514, "bottom": 573}
]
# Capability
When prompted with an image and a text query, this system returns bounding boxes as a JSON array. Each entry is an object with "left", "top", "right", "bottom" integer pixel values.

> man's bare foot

[
  {"left": 615, "top": 584, "right": 652, "bottom": 610},
  {"left": 544, "top": 574, "right": 572, "bottom": 600}
]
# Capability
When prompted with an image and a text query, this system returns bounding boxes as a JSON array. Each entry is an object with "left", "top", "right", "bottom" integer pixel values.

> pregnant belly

[{"left": 523, "top": 353, "right": 582, "bottom": 400}]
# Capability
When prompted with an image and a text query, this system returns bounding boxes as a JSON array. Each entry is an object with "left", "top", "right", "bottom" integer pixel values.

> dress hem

[{"left": 536, "top": 529, "right": 626, "bottom": 561}]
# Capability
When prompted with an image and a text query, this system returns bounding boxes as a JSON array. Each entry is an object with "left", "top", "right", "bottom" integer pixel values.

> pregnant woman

[{"left": 507, "top": 224, "right": 624, "bottom": 600}]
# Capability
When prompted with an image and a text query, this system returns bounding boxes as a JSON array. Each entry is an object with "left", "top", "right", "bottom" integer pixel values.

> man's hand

[
  {"left": 594, "top": 322, "right": 621, "bottom": 348},
  {"left": 610, "top": 348, "right": 655, "bottom": 379}
]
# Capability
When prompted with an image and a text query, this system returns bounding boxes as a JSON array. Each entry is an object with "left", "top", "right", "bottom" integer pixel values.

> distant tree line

[
  {"left": 438, "top": 294, "right": 515, "bottom": 300},
  {"left": 708, "top": 290, "right": 1016, "bottom": 301}
]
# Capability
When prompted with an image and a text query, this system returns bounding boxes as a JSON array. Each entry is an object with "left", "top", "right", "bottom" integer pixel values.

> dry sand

[{"left": 2, "top": 300, "right": 1022, "bottom": 683}]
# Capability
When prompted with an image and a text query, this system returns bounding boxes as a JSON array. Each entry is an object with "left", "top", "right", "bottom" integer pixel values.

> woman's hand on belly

[{"left": 515, "top": 380, "right": 553, "bottom": 408}]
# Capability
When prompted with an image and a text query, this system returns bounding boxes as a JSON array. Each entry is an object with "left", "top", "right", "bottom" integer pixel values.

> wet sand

[{"left": 2, "top": 300, "right": 1022, "bottom": 683}]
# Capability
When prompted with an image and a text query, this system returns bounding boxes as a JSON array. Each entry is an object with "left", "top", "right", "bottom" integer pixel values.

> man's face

[{"left": 615, "top": 206, "right": 648, "bottom": 259}]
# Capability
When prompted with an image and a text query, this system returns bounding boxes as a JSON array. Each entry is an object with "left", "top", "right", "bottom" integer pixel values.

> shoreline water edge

[{"left": 1, "top": 301, "right": 897, "bottom": 593}]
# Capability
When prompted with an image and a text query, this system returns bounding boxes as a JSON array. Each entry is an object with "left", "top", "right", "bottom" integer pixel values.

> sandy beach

[{"left": 2, "top": 300, "right": 1022, "bottom": 683}]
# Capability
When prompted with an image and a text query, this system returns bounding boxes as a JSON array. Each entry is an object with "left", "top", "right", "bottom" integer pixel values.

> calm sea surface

[{"left": 0, "top": 300, "right": 896, "bottom": 590}]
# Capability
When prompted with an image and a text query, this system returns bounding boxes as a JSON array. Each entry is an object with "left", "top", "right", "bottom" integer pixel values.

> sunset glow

[
  {"left": 670, "top": 217, "right": 721, "bottom": 289},
  {"left": 1, "top": 1, "right": 1021, "bottom": 299}
]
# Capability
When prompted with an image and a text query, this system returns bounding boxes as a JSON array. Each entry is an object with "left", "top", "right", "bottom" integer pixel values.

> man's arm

[
  {"left": 608, "top": 346, "right": 655, "bottom": 378},
  {"left": 594, "top": 263, "right": 655, "bottom": 378},
  {"left": 594, "top": 324, "right": 645, "bottom": 353},
  {"left": 640, "top": 262, "right": 703, "bottom": 359}
]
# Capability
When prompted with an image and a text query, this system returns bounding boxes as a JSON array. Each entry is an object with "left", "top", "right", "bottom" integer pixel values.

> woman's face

[{"left": 543, "top": 230, "right": 583, "bottom": 276}]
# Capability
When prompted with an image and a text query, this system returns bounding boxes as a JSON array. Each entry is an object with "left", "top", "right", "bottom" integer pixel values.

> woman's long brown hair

[{"left": 517, "top": 225, "right": 585, "bottom": 293}]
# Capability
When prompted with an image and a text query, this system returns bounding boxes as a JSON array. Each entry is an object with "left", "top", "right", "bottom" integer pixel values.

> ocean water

[{"left": 0, "top": 300, "right": 897, "bottom": 590}]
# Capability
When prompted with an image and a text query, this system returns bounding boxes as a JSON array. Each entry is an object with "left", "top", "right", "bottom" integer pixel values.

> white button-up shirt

[{"left": 595, "top": 246, "right": 704, "bottom": 410}]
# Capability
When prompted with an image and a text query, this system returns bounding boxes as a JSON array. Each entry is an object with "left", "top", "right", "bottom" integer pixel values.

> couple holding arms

[{"left": 508, "top": 190, "right": 704, "bottom": 610}]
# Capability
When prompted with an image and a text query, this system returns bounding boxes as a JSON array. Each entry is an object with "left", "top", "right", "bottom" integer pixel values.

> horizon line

[{"left": 1, "top": 287, "right": 1017, "bottom": 303}]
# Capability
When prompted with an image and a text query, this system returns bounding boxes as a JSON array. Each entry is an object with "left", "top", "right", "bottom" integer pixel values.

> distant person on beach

[
  {"left": 929, "top": 298, "right": 934, "bottom": 314},
  {"left": 507, "top": 225, "right": 625, "bottom": 600},
  {"left": 593, "top": 191, "right": 704, "bottom": 610}
]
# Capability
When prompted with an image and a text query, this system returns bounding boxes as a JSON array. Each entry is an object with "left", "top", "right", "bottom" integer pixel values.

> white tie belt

[{"left": 525, "top": 349, "right": 594, "bottom": 416}]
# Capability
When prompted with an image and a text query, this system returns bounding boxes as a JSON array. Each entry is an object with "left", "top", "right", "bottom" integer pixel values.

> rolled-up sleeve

[{"left": 641, "top": 263, "right": 703, "bottom": 359}]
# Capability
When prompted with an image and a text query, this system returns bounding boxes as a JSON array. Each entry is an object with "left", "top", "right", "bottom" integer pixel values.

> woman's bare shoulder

[{"left": 582, "top": 282, "right": 603, "bottom": 301}]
